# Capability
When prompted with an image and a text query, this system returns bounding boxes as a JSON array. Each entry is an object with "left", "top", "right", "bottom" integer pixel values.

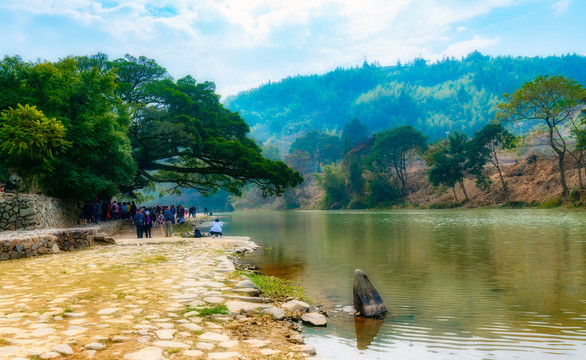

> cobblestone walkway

[{"left": 0, "top": 232, "right": 318, "bottom": 359}]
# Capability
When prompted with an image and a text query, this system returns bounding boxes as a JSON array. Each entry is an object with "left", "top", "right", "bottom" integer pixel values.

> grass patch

[
  {"left": 0, "top": 338, "right": 10, "bottom": 346},
  {"left": 246, "top": 273, "right": 310, "bottom": 302},
  {"left": 538, "top": 197, "right": 562, "bottom": 209},
  {"left": 143, "top": 255, "right": 168, "bottom": 264},
  {"left": 173, "top": 223, "right": 192, "bottom": 233},
  {"left": 197, "top": 305, "right": 229, "bottom": 317}
]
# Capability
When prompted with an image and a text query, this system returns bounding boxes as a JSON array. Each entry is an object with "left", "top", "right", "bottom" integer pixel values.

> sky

[{"left": 0, "top": 0, "right": 584, "bottom": 97}]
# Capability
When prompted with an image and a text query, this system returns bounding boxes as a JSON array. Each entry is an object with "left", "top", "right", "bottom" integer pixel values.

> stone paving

[{"left": 0, "top": 231, "right": 320, "bottom": 359}]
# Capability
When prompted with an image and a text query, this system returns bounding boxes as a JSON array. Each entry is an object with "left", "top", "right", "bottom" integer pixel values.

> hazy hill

[{"left": 225, "top": 52, "right": 586, "bottom": 149}]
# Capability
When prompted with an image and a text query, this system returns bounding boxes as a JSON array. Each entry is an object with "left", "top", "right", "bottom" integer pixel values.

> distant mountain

[{"left": 224, "top": 52, "right": 586, "bottom": 149}]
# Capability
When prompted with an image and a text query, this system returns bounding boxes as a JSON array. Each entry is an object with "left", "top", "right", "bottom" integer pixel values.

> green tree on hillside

[
  {"left": 468, "top": 123, "right": 516, "bottom": 193},
  {"left": 368, "top": 125, "right": 427, "bottom": 194},
  {"left": 426, "top": 131, "right": 470, "bottom": 202},
  {"left": 496, "top": 75, "right": 586, "bottom": 195},
  {"left": 289, "top": 131, "right": 343, "bottom": 172},
  {"left": 341, "top": 118, "right": 369, "bottom": 151}
]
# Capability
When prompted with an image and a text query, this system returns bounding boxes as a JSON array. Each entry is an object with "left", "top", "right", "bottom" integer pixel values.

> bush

[{"left": 538, "top": 198, "right": 562, "bottom": 209}]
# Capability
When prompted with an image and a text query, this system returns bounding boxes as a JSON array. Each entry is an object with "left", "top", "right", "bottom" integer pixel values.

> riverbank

[{"left": 0, "top": 222, "right": 322, "bottom": 360}]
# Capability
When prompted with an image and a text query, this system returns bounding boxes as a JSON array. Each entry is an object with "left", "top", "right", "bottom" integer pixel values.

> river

[{"left": 222, "top": 209, "right": 586, "bottom": 359}]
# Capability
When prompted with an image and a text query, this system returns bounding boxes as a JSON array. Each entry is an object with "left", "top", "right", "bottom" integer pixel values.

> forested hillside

[{"left": 225, "top": 52, "right": 586, "bottom": 147}]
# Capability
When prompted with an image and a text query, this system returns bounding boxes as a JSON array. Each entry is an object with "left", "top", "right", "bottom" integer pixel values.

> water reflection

[
  {"left": 225, "top": 210, "right": 586, "bottom": 359},
  {"left": 354, "top": 317, "right": 385, "bottom": 350}
]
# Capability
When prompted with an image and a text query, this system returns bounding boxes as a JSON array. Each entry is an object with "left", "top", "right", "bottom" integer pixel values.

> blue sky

[{"left": 0, "top": 0, "right": 584, "bottom": 97}]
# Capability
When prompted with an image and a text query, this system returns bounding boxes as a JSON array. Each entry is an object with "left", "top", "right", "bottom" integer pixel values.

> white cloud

[
  {"left": 0, "top": 0, "right": 562, "bottom": 96},
  {"left": 552, "top": 0, "right": 571, "bottom": 14},
  {"left": 441, "top": 35, "right": 499, "bottom": 59}
]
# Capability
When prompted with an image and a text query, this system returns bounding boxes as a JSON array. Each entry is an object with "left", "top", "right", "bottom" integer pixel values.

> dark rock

[{"left": 353, "top": 269, "right": 387, "bottom": 318}]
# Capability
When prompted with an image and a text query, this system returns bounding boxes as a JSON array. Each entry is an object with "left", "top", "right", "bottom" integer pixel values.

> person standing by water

[
  {"left": 210, "top": 218, "right": 223, "bottom": 238},
  {"left": 133, "top": 208, "right": 146, "bottom": 238},
  {"left": 163, "top": 207, "right": 173, "bottom": 237}
]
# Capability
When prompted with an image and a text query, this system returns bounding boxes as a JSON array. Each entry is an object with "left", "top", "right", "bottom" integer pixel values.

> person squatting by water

[{"left": 210, "top": 218, "right": 223, "bottom": 238}]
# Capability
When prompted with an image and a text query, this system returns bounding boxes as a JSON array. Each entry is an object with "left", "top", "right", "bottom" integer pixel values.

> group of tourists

[
  {"left": 81, "top": 201, "right": 200, "bottom": 225},
  {"left": 80, "top": 200, "right": 221, "bottom": 239}
]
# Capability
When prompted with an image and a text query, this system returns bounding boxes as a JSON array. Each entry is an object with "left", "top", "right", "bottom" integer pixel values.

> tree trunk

[
  {"left": 496, "top": 163, "right": 508, "bottom": 194},
  {"left": 452, "top": 186, "right": 459, "bottom": 202},
  {"left": 578, "top": 150, "right": 584, "bottom": 189},
  {"left": 558, "top": 152, "right": 568, "bottom": 196},
  {"left": 459, "top": 180, "right": 469, "bottom": 201}
]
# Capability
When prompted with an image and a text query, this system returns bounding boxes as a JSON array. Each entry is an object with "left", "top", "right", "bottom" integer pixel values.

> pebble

[
  {"left": 282, "top": 300, "right": 310, "bottom": 312},
  {"left": 155, "top": 329, "right": 175, "bottom": 339},
  {"left": 85, "top": 342, "right": 106, "bottom": 350},
  {"left": 199, "top": 331, "right": 230, "bottom": 342},
  {"left": 301, "top": 312, "right": 327, "bottom": 326},
  {"left": 31, "top": 327, "right": 56, "bottom": 337},
  {"left": 183, "top": 349, "right": 204, "bottom": 358},
  {"left": 97, "top": 308, "right": 121, "bottom": 315},
  {"left": 52, "top": 344, "right": 73, "bottom": 355},
  {"left": 203, "top": 296, "right": 225, "bottom": 304}
]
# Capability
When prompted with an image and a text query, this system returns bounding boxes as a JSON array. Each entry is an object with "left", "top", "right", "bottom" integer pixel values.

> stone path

[{"left": 0, "top": 230, "right": 320, "bottom": 359}]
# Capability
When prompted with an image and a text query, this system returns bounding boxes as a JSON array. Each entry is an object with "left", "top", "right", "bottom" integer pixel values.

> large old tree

[
  {"left": 0, "top": 54, "right": 302, "bottom": 199},
  {"left": 496, "top": 75, "right": 586, "bottom": 195}
]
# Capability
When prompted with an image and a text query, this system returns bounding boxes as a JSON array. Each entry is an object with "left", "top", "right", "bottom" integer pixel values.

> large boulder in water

[{"left": 353, "top": 269, "right": 387, "bottom": 317}]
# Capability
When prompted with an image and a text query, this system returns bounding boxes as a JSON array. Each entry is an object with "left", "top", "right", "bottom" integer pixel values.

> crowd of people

[{"left": 80, "top": 201, "right": 221, "bottom": 239}]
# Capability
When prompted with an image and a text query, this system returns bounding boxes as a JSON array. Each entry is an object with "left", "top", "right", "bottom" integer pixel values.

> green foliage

[
  {"left": 366, "top": 173, "right": 402, "bottom": 207},
  {"left": 368, "top": 125, "right": 427, "bottom": 193},
  {"left": 0, "top": 104, "right": 71, "bottom": 190},
  {"left": 341, "top": 118, "right": 369, "bottom": 150},
  {"left": 246, "top": 272, "right": 309, "bottom": 302},
  {"left": 197, "top": 305, "right": 229, "bottom": 317},
  {"left": 0, "top": 54, "right": 302, "bottom": 200},
  {"left": 538, "top": 198, "right": 563, "bottom": 209},
  {"left": 496, "top": 75, "right": 586, "bottom": 195},
  {"left": 0, "top": 56, "right": 136, "bottom": 199},
  {"left": 225, "top": 53, "right": 586, "bottom": 144},
  {"left": 289, "top": 130, "right": 343, "bottom": 172},
  {"left": 315, "top": 164, "right": 349, "bottom": 209},
  {"left": 426, "top": 132, "right": 470, "bottom": 200},
  {"left": 467, "top": 123, "right": 516, "bottom": 192}
]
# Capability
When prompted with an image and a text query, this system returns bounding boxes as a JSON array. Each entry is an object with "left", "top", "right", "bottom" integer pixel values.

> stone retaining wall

[
  {"left": 0, "top": 193, "right": 82, "bottom": 231},
  {"left": 0, "top": 228, "right": 97, "bottom": 261}
]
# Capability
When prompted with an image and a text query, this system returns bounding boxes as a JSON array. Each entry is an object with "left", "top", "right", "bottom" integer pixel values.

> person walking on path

[
  {"left": 210, "top": 218, "right": 223, "bottom": 238},
  {"left": 133, "top": 208, "right": 146, "bottom": 238},
  {"left": 163, "top": 207, "right": 173, "bottom": 237}
]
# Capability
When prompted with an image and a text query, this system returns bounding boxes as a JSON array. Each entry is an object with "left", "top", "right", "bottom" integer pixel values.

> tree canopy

[
  {"left": 0, "top": 54, "right": 302, "bottom": 199},
  {"left": 496, "top": 75, "right": 586, "bottom": 195}
]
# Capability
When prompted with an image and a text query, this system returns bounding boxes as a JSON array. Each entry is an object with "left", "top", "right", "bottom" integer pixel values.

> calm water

[{"left": 223, "top": 210, "right": 586, "bottom": 359}]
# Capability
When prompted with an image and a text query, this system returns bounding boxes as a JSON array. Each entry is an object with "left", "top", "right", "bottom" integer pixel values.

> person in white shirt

[{"left": 210, "top": 219, "right": 223, "bottom": 238}]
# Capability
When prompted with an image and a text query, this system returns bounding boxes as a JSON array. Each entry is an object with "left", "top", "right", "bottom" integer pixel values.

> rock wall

[
  {"left": 0, "top": 228, "right": 95, "bottom": 261},
  {"left": 0, "top": 193, "right": 82, "bottom": 231}
]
